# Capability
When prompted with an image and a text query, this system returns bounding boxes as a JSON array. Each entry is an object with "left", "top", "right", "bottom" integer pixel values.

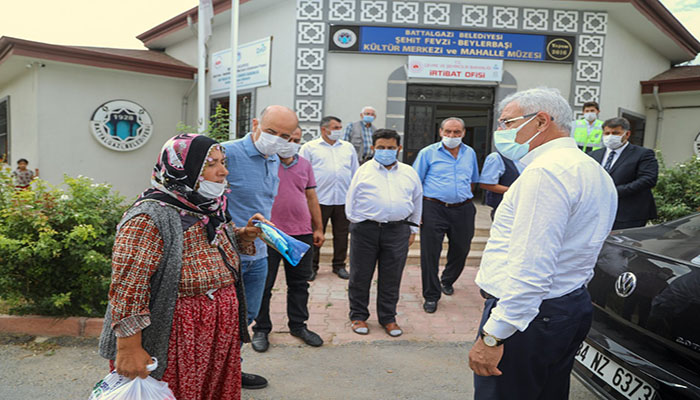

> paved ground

[
  {"left": 0, "top": 336, "right": 596, "bottom": 399},
  {"left": 0, "top": 204, "right": 598, "bottom": 399},
  {"left": 263, "top": 204, "right": 493, "bottom": 346}
]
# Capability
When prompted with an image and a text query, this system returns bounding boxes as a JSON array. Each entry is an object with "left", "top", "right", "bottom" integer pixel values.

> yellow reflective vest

[{"left": 572, "top": 119, "right": 603, "bottom": 152}]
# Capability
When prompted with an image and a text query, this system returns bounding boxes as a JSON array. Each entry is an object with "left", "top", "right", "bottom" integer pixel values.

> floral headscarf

[{"left": 135, "top": 133, "right": 230, "bottom": 244}]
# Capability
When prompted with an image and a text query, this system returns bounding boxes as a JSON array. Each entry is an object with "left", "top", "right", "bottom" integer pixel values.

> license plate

[{"left": 575, "top": 341, "right": 656, "bottom": 400}]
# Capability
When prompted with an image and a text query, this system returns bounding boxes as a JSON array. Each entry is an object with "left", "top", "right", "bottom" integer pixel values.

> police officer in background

[
  {"left": 571, "top": 101, "right": 603, "bottom": 153},
  {"left": 479, "top": 152, "right": 523, "bottom": 220}
]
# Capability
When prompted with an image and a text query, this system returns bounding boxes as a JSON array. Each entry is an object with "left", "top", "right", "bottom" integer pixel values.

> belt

[
  {"left": 361, "top": 219, "right": 419, "bottom": 228},
  {"left": 480, "top": 289, "right": 497, "bottom": 300},
  {"left": 423, "top": 196, "right": 471, "bottom": 208}
]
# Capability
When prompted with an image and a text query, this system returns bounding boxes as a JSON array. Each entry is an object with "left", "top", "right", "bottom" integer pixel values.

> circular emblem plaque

[
  {"left": 333, "top": 29, "right": 357, "bottom": 49},
  {"left": 546, "top": 38, "right": 573, "bottom": 61},
  {"left": 90, "top": 100, "right": 153, "bottom": 152}
]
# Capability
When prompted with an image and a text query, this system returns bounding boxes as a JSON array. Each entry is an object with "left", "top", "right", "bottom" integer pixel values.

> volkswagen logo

[{"left": 615, "top": 272, "right": 637, "bottom": 297}]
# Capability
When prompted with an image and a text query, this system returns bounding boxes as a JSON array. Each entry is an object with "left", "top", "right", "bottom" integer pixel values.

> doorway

[
  {"left": 210, "top": 92, "right": 253, "bottom": 138},
  {"left": 403, "top": 84, "right": 494, "bottom": 167}
]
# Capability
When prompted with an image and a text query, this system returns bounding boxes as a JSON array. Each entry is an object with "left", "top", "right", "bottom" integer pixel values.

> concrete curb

[{"left": 0, "top": 314, "right": 103, "bottom": 337}]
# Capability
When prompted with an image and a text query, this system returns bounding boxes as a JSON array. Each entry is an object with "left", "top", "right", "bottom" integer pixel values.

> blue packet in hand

[{"left": 253, "top": 220, "right": 311, "bottom": 266}]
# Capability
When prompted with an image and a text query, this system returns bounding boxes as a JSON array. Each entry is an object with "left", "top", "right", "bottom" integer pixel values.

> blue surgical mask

[
  {"left": 494, "top": 116, "right": 541, "bottom": 161},
  {"left": 363, "top": 115, "right": 375, "bottom": 124},
  {"left": 374, "top": 149, "right": 397, "bottom": 166}
]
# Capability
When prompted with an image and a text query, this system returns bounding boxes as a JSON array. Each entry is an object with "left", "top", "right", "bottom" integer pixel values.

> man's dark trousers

[
  {"left": 348, "top": 221, "right": 410, "bottom": 325},
  {"left": 254, "top": 234, "right": 313, "bottom": 333},
  {"left": 420, "top": 199, "right": 475, "bottom": 301},
  {"left": 473, "top": 287, "right": 593, "bottom": 400},
  {"left": 312, "top": 204, "right": 349, "bottom": 273},
  {"left": 612, "top": 219, "right": 646, "bottom": 230}
]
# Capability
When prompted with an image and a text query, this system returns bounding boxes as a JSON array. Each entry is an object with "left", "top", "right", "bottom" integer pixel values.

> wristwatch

[{"left": 480, "top": 330, "right": 504, "bottom": 347}]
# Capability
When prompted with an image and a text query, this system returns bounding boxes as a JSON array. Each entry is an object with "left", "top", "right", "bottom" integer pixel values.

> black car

[{"left": 573, "top": 213, "right": 700, "bottom": 400}]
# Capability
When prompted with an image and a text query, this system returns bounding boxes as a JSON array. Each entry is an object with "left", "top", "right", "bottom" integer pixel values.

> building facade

[{"left": 1, "top": 0, "right": 698, "bottom": 197}]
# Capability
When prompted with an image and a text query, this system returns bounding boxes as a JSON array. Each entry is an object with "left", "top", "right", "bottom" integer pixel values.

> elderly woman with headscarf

[{"left": 98, "top": 133, "right": 269, "bottom": 400}]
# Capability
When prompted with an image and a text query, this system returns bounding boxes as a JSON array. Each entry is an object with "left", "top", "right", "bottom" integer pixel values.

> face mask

[
  {"left": 373, "top": 149, "right": 398, "bottom": 166},
  {"left": 328, "top": 129, "right": 344, "bottom": 141},
  {"left": 197, "top": 180, "right": 227, "bottom": 199},
  {"left": 254, "top": 131, "right": 288, "bottom": 156},
  {"left": 603, "top": 134, "right": 625, "bottom": 150},
  {"left": 441, "top": 136, "right": 462, "bottom": 149},
  {"left": 494, "top": 116, "right": 541, "bottom": 161},
  {"left": 584, "top": 112, "right": 597, "bottom": 122},
  {"left": 278, "top": 141, "right": 301, "bottom": 158},
  {"left": 363, "top": 115, "right": 375, "bottom": 124}
]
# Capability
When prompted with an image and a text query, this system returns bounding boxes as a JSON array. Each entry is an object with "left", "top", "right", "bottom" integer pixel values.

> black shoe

[
  {"left": 251, "top": 331, "right": 269, "bottom": 353},
  {"left": 423, "top": 300, "right": 438, "bottom": 313},
  {"left": 242, "top": 372, "right": 268, "bottom": 389},
  {"left": 441, "top": 283, "right": 454, "bottom": 296},
  {"left": 334, "top": 267, "right": 349, "bottom": 280},
  {"left": 290, "top": 327, "right": 324, "bottom": 347},
  {"left": 308, "top": 269, "right": 317, "bottom": 281}
]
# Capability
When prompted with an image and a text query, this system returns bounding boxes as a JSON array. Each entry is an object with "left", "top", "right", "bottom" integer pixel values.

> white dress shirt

[
  {"left": 345, "top": 159, "right": 423, "bottom": 234},
  {"left": 601, "top": 141, "right": 629, "bottom": 170},
  {"left": 475, "top": 137, "right": 617, "bottom": 339},
  {"left": 299, "top": 138, "right": 359, "bottom": 206}
]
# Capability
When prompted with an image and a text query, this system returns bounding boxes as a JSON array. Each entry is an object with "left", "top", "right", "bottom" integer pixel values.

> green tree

[
  {"left": 0, "top": 174, "right": 126, "bottom": 316},
  {"left": 653, "top": 153, "right": 700, "bottom": 223},
  {"left": 177, "top": 102, "right": 232, "bottom": 142}
]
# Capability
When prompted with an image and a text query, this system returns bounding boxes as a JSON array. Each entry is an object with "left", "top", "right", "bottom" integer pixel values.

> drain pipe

[
  {"left": 182, "top": 73, "right": 198, "bottom": 125},
  {"left": 652, "top": 85, "right": 663, "bottom": 150}
]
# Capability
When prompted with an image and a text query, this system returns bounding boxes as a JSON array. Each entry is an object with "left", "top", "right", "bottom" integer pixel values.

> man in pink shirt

[{"left": 252, "top": 127, "right": 325, "bottom": 352}]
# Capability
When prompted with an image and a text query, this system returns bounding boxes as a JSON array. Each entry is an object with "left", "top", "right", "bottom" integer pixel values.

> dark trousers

[
  {"left": 254, "top": 234, "right": 313, "bottom": 333},
  {"left": 474, "top": 287, "right": 593, "bottom": 400},
  {"left": 612, "top": 219, "right": 647, "bottom": 230},
  {"left": 348, "top": 221, "right": 411, "bottom": 325},
  {"left": 312, "top": 204, "right": 350, "bottom": 272},
  {"left": 420, "top": 200, "right": 475, "bottom": 301}
]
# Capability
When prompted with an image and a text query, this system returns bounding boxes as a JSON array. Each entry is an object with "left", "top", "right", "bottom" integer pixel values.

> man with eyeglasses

[
  {"left": 223, "top": 105, "right": 297, "bottom": 390},
  {"left": 469, "top": 88, "right": 617, "bottom": 400},
  {"left": 412, "top": 117, "right": 480, "bottom": 314},
  {"left": 587, "top": 117, "right": 658, "bottom": 230}
]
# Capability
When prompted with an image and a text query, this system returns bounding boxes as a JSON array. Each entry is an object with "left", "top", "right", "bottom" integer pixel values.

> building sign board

[
  {"left": 407, "top": 56, "right": 503, "bottom": 81},
  {"left": 211, "top": 37, "right": 272, "bottom": 95},
  {"left": 90, "top": 100, "right": 153, "bottom": 152},
  {"left": 330, "top": 25, "right": 574, "bottom": 63}
]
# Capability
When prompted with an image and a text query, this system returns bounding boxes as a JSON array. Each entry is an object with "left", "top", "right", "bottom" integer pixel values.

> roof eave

[
  {"left": 641, "top": 77, "right": 700, "bottom": 94},
  {"left": 137, "top": 0, "right": 250, "bottom": 48},
  {"left": 0, "top": 37, "right": 196, "bottom": 79}
]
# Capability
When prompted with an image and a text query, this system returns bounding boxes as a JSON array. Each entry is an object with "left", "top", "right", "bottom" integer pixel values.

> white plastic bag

[{"left": 89, "top": 358, "right": 176, "bottom": 400}]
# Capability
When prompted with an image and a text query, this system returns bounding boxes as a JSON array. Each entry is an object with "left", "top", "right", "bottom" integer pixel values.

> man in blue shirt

[
  {"left": 479, "top": 152, "right": 524, "bottom": 220},
  {"left": 223, "top": 105, "right": 298, "bottom": 390},
  {"left": 412, "top": 117, "right": 480, "bottom": 314}
]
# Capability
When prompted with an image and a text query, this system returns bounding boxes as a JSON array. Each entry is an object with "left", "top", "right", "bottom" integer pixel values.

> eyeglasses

[{"left": 497, "top": 112, "right": 538, "bottom": 130}]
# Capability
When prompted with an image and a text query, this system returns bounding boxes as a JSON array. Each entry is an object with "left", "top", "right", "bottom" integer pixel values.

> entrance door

[{"left": 403, "top": 84, "right": 494, "bottom": 167}]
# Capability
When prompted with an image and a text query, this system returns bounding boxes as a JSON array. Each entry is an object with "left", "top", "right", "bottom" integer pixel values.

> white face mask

[
  {"left": 278, "top": 141, "right": 301, "bottom": 158},
  {"left": 197, "top": 180, "right": 227, "bottom": 199},
  {"left": 328, "top": 129, "right": 344, "bottom": 141},
  {"left": 441, "top": 136, "right": 463, "bottom": 149},
  {"left": 584, "top": 112, "right": 597, "bottom": 122},
  {"left": 603, "top": 134, "right": 625, "bottom": 150},
  {"left": 254, "top": 131, "right": 288, "bottom": 156}
]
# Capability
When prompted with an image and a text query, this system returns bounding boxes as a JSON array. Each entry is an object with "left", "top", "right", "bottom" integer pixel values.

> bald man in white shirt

[
  {"left": 469, "top": 88, "right": 617, "bottom": 399},
  {"left": 345, "top": 129, "right": 422, "bottom": 338}
]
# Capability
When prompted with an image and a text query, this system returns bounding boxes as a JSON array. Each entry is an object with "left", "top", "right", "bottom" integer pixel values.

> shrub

[
  {"left": 177, "top": 102, "right": 232, "bottom": 142},
  {"left": 653, "top": 153, "right": 700, "bottom": 223},
  {"left": 0, "top": 173, "right": 127, "bottom": 316}
]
